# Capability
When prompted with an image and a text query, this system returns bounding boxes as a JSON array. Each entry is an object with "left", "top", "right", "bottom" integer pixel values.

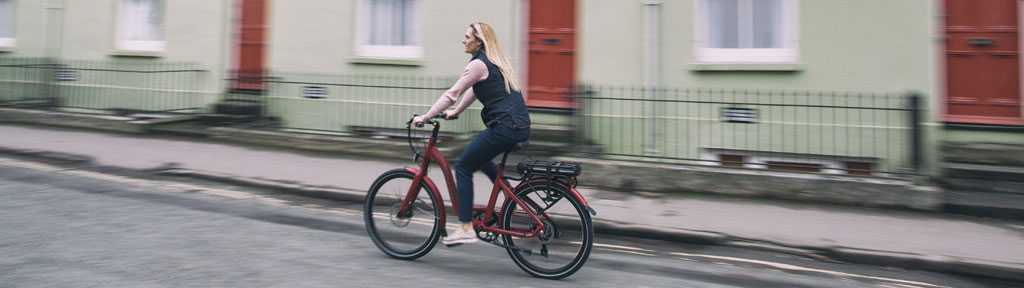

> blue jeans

[{"left": 455, "top": 124, "right": 530, "bottom": 223}]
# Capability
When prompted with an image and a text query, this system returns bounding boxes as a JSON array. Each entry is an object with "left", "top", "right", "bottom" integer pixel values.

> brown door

[
  {"left": 232, "top": 0, "right": 268, "bottom": 91},
  {"left": 526, "top": 0, "right": 576, "bottom": 109},
  {"left": 945, "top": 0, "right": 1023, "bottom": 125}
]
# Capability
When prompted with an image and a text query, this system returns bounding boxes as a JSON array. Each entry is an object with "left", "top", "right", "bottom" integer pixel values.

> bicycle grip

[{"left": 437, "top": 112, "right": 459, "bottom": 120}]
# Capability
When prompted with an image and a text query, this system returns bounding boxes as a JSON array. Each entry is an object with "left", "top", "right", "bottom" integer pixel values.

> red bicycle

[{"left": 364, "top": 113, "right": 595, "bottom": 279}]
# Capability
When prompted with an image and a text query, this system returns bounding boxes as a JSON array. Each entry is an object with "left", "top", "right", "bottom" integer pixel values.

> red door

[
  {"left": 232, "top": 0, "right": 268, "bottom": 91},
  {"left": 944, "top": 0, "right": 1023, "bottom": 125},
  {"left": 526, "top": 0, "right": 576, "bottom": 109}
]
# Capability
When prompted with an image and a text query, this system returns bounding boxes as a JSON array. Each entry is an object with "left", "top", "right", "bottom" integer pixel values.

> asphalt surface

[{"left": 1, "top": 157, "right": 1016, "bottom": 287}]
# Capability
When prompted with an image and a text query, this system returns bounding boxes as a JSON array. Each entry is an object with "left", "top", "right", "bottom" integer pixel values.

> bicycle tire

[
  {"left": 500, "top": 181, "right": 594, "bottom": 279},
  {"left": 365, "top": 168, "right": 441, "bottom": 260}
]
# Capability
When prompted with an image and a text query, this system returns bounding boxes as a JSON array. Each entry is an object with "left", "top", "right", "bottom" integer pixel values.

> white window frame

[
  {"left": 0, "top": 0, "right": 15, "bottom": 47},
  {"left": 694, "top": 0, "right": 800, "bottom": 63},
  {"left": 114, "top": 0, "right": 165, "bottom": 52},
  {"left": 354, "top": 0, "right": 423, "bottom": 59}
]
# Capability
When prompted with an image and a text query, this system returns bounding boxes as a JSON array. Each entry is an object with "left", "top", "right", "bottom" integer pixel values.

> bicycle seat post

[{"left": 499, "top": 149, "right": 512, "bottom": 168}]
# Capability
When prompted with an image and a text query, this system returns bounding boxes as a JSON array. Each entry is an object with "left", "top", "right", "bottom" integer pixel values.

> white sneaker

[{"left": 441, "top": 228, "right": 478, "bottom": 245}]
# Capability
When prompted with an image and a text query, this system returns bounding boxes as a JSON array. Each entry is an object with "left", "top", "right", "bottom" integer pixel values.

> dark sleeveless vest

[{"left": 471, "top": 51, "right": 531, "bottom": 129}]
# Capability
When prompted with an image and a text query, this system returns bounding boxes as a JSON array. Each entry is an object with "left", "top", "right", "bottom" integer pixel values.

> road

[{"left": 0, "top": 156, "right": 1012, "bottom": 287}]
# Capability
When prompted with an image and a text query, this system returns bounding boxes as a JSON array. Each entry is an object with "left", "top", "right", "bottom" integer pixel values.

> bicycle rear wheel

[
  {"left": 365, "top": 168, "right": 441, "bottom": 260},
  {"left": 500, "top": 181, "right": 593, "bottom": 279}
]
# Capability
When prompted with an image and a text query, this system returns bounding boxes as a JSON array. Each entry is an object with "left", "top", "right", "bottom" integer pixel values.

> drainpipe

[
  {"left": 517, "top": 0, "right": 529, "bottom": 103},
  {"left": 643, "top": 1, "right": 661, "bottom": 155}
]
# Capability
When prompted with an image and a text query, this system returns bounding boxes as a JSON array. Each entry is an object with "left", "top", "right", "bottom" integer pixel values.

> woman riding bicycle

[{"left": 411, "top": 22, "right": 530, "bottom": 245}]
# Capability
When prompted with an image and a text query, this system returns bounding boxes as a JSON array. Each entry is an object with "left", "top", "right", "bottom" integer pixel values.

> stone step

[
  {"left": 214, "top": 99, "right": 263, "bottom": 116},
  {"left": 942, "top": 142, "right": 1024, "bottom": 167},
  {"left": 942, "top": 163, "right": 1024, "bottom": 183},
  {"left": 945, "top": 190, "right": 1024, "bottom": 221},
  {"left": 942, "top": 178, "right": 1024, "bottom": 195}
]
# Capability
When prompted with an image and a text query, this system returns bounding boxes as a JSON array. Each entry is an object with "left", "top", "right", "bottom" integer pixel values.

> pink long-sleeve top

[{"left": 421, "top": 59, "right": 489, "bottom": 120}]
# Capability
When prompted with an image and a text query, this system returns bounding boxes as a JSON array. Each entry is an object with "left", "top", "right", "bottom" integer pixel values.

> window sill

[
  {"left": 108, "top": 50, "right": 165, "bottom": 58},
  {"left": 0, "top": 46, "right": 14, "bottom": 52},
  {"left": 347, "top": 56, "right": 425, "bottom": 67},
  {"left": 690, "top": 63, "right": 805, "bottom": 72}
]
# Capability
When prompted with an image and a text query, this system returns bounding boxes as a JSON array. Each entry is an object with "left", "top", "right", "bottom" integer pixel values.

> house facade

[{"left": 5, "top": 0, "right": 1021, "bottom": 180}]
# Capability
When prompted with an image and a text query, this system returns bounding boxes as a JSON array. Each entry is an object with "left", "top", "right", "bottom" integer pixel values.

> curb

[
  {"left": 0, "top": 108, "right": 144, "bottom": 133},
  {"left": 824, "top": 247, "right": 1024, "bottom": 282},
  {"left": 0, "top": 146, "right": 94, "bottom": 165},
  {"left": 591, "top": 219, "right": 729, "bottom": 245},
  {"left": 155, "top": 168, "right": 368, "bottom": 203}
]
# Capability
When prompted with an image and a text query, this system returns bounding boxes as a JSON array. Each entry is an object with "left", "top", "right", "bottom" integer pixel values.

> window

[
  {"left": 356, "top": 0, "right": 422, "bottom": 59},
  {"left": 116, "top": 0, "right": 164, "bottom": 51},
  {"left": 0, "top": 0, "right": 14, "bottom": 47},
  {"left": 695, "top": 0, "right": 799, "bottom": 63}
]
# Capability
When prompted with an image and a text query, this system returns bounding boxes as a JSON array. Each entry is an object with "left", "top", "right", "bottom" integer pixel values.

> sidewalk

[{"left": 2, "top": 123, "right": 1023, "bottom": 282}]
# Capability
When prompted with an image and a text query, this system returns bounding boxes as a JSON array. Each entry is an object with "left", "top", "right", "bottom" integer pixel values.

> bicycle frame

[{"left": 398, "top": 121, "right": 590, "bottom": 238}]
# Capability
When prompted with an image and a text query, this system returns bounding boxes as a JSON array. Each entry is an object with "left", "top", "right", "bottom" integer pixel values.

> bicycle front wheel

[
  {"left": 365, "top": 168, "right": 441, "bottom": 260},
  {"left": 501, "top": 181, "right": 593, "bottom": 279}
]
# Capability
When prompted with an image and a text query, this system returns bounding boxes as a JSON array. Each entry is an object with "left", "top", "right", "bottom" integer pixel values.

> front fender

[{"left": 404, "top": 167, "right": 448, "bottom": 226}]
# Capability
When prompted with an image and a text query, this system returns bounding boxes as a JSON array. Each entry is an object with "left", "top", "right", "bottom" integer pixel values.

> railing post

[
  {"left": 571, "top": 84, "right": 587, "bottom": 147},
  {"left": 43, "top": 58, "right": 59, "bottom": 108},
  {"left": 909, "top": 92, "right": 923, "bottom": 174},
  {"left": 642, "top": 1, "right": 661, "bottom": 156}
]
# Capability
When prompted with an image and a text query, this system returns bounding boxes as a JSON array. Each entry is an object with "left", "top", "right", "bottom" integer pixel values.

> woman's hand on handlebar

[
  {"left": 411, "top": 115, "right": 426, "bottom": 127},
  {"left": 410, "top": 112, "right": 456, "bottom": 128},
  {"left": 443, "top": 110, "right": 460, "bottom": 120}
]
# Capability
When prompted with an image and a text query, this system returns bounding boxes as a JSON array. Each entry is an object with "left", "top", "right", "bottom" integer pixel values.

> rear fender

[{"left": 519, "top": 178, "right": 596, "bottom": 216}]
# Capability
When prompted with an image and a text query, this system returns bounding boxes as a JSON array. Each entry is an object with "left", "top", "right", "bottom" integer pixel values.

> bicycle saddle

[{"left": 509, "top": 141, "right": 529, "bottom": 152}]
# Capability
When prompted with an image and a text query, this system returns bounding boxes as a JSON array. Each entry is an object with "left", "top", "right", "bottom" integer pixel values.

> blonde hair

[{"left": 470, "top": 22, "right": 521, "bottom": 94}]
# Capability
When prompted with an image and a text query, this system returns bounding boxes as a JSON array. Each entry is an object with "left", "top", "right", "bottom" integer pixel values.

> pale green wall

[
  {"left": 3, "top": 0, "right": 49, "bottom": 57},
  {"left": 580, "top": 0, "right": 934, "bottom": 93},
  {"left": 269, "top": 0, "right": 519, "bottom": 76},
  {"left": 579, "top": 0, "right": 645, "bottom": 85}
]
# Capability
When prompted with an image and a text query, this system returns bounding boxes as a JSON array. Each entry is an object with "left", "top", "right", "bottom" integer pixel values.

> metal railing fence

[
  {"left": 570, "top": 85, "right": 924, "bottom": 177},
  {"left": 0, "top": 58, "right": 210, "bottom": 114},
  {"left": 232, "top": 71, "right": 479, "bottom": 135}
]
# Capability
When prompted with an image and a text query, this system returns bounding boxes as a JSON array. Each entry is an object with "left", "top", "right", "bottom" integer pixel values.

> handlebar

[
  {"left": 406, "top": 112, "right": 458, "bottom": 162},
  {"left": 407, "top": 112, "right": 459, "bottom": 128}
]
